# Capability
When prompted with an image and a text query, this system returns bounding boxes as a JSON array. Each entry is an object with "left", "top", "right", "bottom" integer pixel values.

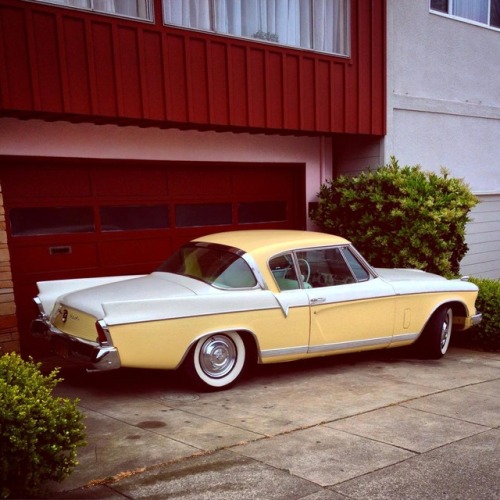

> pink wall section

[{"left": 0, "top": 118, "right": 332, "bottom": 227}]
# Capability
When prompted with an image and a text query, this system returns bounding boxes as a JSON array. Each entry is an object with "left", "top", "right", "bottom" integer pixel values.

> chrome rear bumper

[{"left": 31, "top": 317, "right": 121, "bottom": 372}]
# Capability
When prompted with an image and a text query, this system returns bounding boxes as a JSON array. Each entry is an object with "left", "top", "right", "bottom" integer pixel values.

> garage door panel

[
  {"left": 11, "top": 242, "right": 99, "bottom": 273},
  {"left": 233, "top": 167, "right": 297, "bottom": 197},
  {"left": 99, "top": 237, "right": 171, "bottom": 268},
  {"left": 91, "top": 166, "right": 168, "bottom": 198},
  {"left": 168, "top": 168, "right": 233, "bottom": 198},
  {"left": 1, "top": 165, "right": 92, "bottom": 200}
]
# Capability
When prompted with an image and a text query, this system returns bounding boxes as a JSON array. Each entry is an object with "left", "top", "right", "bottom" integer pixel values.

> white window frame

[
  {"left": 163, "top": 0, "right": 351, "bottom": 58},
  {"left": 429, "top": 0, "right": 500, "bottom": 31},
  {"left": 27, "top": 0, "right": 155, "bottom": 23}
]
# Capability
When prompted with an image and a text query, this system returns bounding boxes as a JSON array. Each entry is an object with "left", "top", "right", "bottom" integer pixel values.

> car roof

[{"left": 193, "top": 230, "right": 350, "bottom": 256}]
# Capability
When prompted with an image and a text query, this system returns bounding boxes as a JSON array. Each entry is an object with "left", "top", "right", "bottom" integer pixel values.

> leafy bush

[
  {"left": 467, "top": 278, "right": 500, "bottom": 351},
  {"left": 310, "top": 157, "right": 478, "bottom": 276},
  {"left": 0, "top": 353, "right": 86, "bottom": 499}
]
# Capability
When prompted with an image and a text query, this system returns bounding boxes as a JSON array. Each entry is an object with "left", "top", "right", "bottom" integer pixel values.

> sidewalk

[{"left": 50, "top": 346, "right": 500, "bottom": 499}]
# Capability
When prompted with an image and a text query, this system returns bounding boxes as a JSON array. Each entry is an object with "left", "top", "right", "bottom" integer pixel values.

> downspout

[{"left": 320, "top": 135, "right": 327, "bottom": 184}]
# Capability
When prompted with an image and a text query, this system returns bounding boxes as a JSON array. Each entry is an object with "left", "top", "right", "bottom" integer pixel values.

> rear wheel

[
  {"left": 415, "top": 306, "right": 453, "bottom": 359},
  {"left": 186, "top": 332, "right": 246, "bottom": 390}
]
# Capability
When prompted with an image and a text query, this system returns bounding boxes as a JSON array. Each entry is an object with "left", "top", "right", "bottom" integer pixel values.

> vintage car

[{"left": 31, "top": 230, "right": 482, "bottom": 390}]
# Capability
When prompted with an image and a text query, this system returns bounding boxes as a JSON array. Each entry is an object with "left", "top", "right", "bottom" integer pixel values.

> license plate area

[{"left": 52, "top": 339, "right": 70, "bottom": 359}]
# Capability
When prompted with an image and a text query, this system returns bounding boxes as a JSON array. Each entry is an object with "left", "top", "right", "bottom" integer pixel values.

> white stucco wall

[
  {"left": 0, "top": 117, "right": 332, "bottom": 228},
  {"left": 386, "top": 0, "right": 500, "bottom": 190},
  {"left": 386, "top": 0, "right": 500, "bottom": 278}
]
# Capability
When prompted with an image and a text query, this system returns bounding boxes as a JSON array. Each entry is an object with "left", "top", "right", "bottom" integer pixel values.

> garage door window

[
  {"left": 238, "top": 201, "right": 287, "bottom": 224},
  {"left": 175, "top": 203, "right": 232, "bottom": 228},
  {"left": 100, "top": 205, "right": 169, "bottom": 231},
  {"left": 10, "top": 207, "right": 94, "bottom": 236}
]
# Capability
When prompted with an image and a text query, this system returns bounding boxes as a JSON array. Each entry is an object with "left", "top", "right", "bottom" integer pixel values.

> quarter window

[
  {"left": 164, "top": 0, "right": 350, "bottom": 56},
  {"left": 269, "top": 253, "right": 301, "bottom": 290},
  {"left": 430, "top": 0, "right": 500, "bottom": 29}
]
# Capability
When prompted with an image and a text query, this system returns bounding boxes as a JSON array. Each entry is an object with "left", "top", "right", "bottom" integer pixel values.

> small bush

[
  {"left": 467, "top": 278, "right": 500, "bottom": 351},
  {"left": 310, "top": 157, "right": 478, "bottom": 276},
  {"left": 0, "top": 353, "right": 86, "bottom": 499}
]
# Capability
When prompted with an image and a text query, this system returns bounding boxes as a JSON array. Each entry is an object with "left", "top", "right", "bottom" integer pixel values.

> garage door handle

[
  {"left": 310, "top": 297, "right": 326, "bottom": 304},
  {"left": 49, "top": 245, "right": 72, "bottom": 255}
]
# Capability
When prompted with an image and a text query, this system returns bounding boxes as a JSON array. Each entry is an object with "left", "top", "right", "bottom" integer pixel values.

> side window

[
  {"left": 300, "top": 248, "right": 356, "bottom": 287},
  {"left": 342, "top": 247, "right": 370, "bottom": 281},
  {"left": 269, "top": 254, "right": 301, "bottom": 290}
]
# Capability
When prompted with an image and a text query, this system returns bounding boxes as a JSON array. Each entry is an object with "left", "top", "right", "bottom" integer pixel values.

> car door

[
  {"left": 265, "top": 252, "right": 312, "bottom": 360},
  {"left": 299, "top": 246, "right": 397, "bottom": 355}
]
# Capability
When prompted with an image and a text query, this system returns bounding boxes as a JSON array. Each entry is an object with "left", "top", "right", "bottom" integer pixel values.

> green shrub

[
  {"left": 0, "top": 353, "right": 86, "bottom": 498},
  {"left": 467, "top": 278, "right": 500, "bottom": 351},
  {"left": 310, "top": 157, "right": 478, "bottom": 276}
]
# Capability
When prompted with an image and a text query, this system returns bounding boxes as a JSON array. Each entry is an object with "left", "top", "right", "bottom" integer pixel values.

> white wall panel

[
  {"left": 461, "top": 195, "right": 500, "bottom": 279},
  {"left": 386, "top": 0, "right": 500, "bottom": 278}
]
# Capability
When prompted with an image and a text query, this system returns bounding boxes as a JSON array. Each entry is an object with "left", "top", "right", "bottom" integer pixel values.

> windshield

[{"left": 157, "top": 244, "right": 257, "bottom": 289}]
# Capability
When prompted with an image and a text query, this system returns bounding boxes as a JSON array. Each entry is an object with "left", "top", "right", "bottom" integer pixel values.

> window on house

[
  {"left": 30, "top": 0, "right": 154, "bottom": 22},
  {"left": 430, "top": 0, "right": 500, "bottom": 29},
  {"left": 164, "top": 0, "right": 350, "bottom": 56}
]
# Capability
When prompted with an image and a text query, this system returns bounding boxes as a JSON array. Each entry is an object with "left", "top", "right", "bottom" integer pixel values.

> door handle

[{"left": 310, "top": 297, "right": 326, "bottom": 304}]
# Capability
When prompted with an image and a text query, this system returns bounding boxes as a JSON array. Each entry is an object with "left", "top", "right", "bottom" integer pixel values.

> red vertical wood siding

[{"left": 0, "top": 0, "right": 386, "bottom": 135}]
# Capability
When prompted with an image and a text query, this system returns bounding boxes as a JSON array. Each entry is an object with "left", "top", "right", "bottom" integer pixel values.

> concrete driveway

[{"left": 49, "top": 346, "right": 500, "bottom": 499}]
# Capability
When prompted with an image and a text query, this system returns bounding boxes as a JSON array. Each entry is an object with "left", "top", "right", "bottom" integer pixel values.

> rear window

[{"left": 158, "top": 245, "right": 257, "bottom": 289}]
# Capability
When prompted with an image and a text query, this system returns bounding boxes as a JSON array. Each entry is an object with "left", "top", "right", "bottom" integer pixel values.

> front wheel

[
  {"left": 186, "top": 332, "right": 246, "bottom": 390},
  {"left": 415, "top": 306, "right": 453, "bottom": 359}
]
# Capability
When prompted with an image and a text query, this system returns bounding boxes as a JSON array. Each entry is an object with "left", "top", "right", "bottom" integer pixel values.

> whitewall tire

[{"left": 188, "top": 332, "right": 246, "bottom": 390}]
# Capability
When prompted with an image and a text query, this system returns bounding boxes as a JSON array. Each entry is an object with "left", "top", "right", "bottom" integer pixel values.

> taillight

[{"left": 95, "top": 320, "right": 110, "bottom": 345}]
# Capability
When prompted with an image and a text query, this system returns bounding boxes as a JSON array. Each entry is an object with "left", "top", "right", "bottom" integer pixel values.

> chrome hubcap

[
  {"left": 440, "top": 314, "right": 451, "bottom": 350},
  {"left": 199, "top": 335, "right": 237, "bottom": 378}
]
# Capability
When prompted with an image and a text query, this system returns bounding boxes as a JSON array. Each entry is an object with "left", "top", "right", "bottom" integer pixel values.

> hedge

[
  {"left": 0, "top": 353, "right": 86, "bottom": 498},
  {"left": 310, "top": 157, "right": 478, "bottom": 277}
]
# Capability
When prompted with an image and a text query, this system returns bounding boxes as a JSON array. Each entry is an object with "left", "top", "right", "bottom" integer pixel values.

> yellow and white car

[{"left": 31, "top": 230, "right": 482, "bottom": 390}]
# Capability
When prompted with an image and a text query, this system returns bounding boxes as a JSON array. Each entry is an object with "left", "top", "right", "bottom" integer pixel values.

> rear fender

[{"left": 35, "top": 276, "right": 143, "bottom": 316}]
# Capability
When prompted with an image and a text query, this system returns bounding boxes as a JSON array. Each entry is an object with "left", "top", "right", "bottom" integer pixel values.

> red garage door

[{"left": 1, "top": 157, "right": 305, "bottom": 354}]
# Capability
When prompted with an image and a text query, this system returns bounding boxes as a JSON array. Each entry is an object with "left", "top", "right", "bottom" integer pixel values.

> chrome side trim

[
  {"left": 262, "top": 337, "right": 395, "bottom": 359},
  {"left": 307, "top": 336, "right": 392, "bottom": 354},
  {"left": 260, "top": 345, "right": 309, "bottom": 359},
  {"left": 391, "top": 332, "right": 419, "bottom": 343}
]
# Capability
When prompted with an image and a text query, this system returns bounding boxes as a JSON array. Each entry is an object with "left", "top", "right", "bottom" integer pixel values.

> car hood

[
  {"left": 375, "top": 268, "right": 446, "bottom": 282},
  {"left": 375, "top": 268, "right": 477, "bottom": 294},
  {"left": 55, "top": 273, "right": 215, "bottom": 318}
]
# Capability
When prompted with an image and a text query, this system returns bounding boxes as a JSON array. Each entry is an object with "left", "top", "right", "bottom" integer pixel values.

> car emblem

[{"left": 61, "top": 309, "right": 68, "bottom": 323}]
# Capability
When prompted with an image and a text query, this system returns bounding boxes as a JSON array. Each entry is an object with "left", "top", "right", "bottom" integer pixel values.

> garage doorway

[{"left": 0, "top": 157, "right": 305, "bottom": 354}]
